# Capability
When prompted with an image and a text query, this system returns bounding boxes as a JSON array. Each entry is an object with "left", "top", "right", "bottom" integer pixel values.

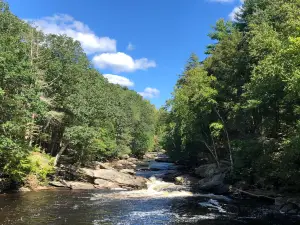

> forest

[
  {"left": 1, "top": 0, "right": 300, "bottom": 193},
  {"left": 157, "top": 0, "right": 300, "bottom": 191},
  {"left": 0, "top": 1, "right": 156, "bottom": 183}
]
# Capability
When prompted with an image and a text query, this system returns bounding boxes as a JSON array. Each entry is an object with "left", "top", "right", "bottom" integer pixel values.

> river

[{"left": 0, "top": 159, "right": 299, "bottom": 225}]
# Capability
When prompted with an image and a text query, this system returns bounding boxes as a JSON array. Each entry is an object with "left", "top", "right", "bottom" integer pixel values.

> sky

[{"left": 7, "top": 0, "right": 244, "bottom": 108}]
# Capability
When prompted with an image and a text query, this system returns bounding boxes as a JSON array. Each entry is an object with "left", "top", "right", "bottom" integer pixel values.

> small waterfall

[{"left": 91, "top": 177, "right": 195, "bottom": 200}]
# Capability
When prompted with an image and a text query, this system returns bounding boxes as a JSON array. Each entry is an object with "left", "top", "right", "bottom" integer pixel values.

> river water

[{"left": 0, "top": 160, "right": 299, "bottom": 225}]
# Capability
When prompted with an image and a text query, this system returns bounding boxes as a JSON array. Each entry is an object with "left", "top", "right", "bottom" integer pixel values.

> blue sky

[{"left": 7, "top": 0, "right": 243, "bottom": 108}]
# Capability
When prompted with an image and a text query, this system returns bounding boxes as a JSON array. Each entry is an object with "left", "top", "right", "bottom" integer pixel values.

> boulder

[
  {"left": 94, "top": 179, "right": 120, "bottom": 189},
  {"left": 98, "top": 162, "right": 113, "bottom": 170},
  {"left": 275, "top": 197, "right": 300, "bottom": 214},
  {"left": 175, "top": 176, "right": 184, "bottom": 185},
  {"left": 92, "top": 169, "right": 147, "bottom": 189},
  {"left": 195, "top": 163, "right": 229, "bottom": 178},
  {"left": 113, "top": 160, "right": 136, "bottom": 170},
  {"left": 18, "top": 187, "right": 31, "bottom": 192},
  {"left": 49, "top": 181, "right": 67, "bottom": 188},
  {"left": 66, "top": 181, "right": 95, "bottom": 190},
  {"left": 80, "top": 168, "right": 147, "bottom": 189},
  {"left": 198, "top": 173, "right": 229, "bottom": 194},
  {"left": 120, "top": 169, "right": 135, "bottom": 175},
  {"left": 195, "top": 163, "right": 219, "bottom": 178},
  {"left": 127, "top": 157, "right": 139, "bottom": 163}
]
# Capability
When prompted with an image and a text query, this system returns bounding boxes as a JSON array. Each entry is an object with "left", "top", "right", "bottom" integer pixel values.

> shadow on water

[{"left": 0, "top": 158, "right": 299, "bottom": 224}]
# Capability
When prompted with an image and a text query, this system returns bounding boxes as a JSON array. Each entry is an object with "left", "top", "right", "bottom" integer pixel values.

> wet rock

[
  {"left": 120, "top": 169, "right": 135, "bottom": 175},
  {"left": 175, "top": 176, "right": 184, "bottom": 185},
  {"left": 66, "top": 181, "right": 95, "bottom": 190}
]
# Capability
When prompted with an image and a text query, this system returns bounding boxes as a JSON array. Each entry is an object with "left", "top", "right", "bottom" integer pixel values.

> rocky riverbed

[{"left": 0, "top": 152, "right": 299, "bottom": 224}]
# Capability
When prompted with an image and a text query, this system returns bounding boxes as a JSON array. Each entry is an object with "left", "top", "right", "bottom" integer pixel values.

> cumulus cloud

[
  {"left": 229, "top": 5, "right": 243, "bottom": 21},
  {"left": 138, "top": 87, "right": 160, "bottom": 99},
  {"left": 127, "top": 42, "right": 135, "bottom": 51},
  {"left": 92, "top": 52, "right": 156, "bottom": 73},
  {"left": 103, "top": 74, "right": 134, "bottom": 87},
  {"left": 29, "top": 14, "right": 116, "bottom": 54}
]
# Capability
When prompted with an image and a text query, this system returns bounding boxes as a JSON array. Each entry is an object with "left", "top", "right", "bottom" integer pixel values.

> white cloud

[
  {"left": 127, "top": 42, "right": 135, "bottom": 51},
  {"left": 229, "top": 5, "right": 243, "bottom": 21},
  {"left": 29, "top": 14, "right": 116, "bottom": 54},
  {"left": 92, "top": 52, "right": 156, "bottom": 73},
  {"left": 138, "top": 87, "right": 160, "bottom": 99},
  {"left": 209, "top": 0, "right": 234, "bottom": 3},
  {"left": 103, "top": 74, "right": 134, "bottom": 87}
]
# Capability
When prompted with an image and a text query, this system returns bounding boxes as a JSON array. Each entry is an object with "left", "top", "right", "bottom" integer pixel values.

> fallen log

[{"left": 231, "top": 187, "right": 275, "bottom": 202}]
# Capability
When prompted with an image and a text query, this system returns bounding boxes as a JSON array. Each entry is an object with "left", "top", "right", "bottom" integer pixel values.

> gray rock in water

[{"left": 81, "top": 168, "right": 147, "bottom": 189}]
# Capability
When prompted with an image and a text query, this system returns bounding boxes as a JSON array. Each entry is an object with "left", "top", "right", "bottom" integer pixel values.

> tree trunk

[
  {"left": 214, "top": 107, "right": 233, "bottom": 171},
  {"left": 54, "top": 144, "right": 68, "bottom": 167}
]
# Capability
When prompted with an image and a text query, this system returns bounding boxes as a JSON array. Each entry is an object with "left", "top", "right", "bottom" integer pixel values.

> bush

[{"left": 27, "top": 150, "right": 55, "bottom": 182}]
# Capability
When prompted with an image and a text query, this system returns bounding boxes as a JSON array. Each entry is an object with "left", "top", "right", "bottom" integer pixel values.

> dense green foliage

[
  {"left": 0, "top": 1, "right": 156, "bottom": 182},
  {"left": 160, "top": 0, "right": 300, "bottom": 191}
]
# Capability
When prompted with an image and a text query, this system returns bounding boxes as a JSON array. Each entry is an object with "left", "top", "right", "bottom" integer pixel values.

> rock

[
  {"left": 195, "top": 163, "right": 218, "bottom": 178},
  {"left": 66, "top": 181, "right": 95, "bottom": 190},
  {"left": 98, "top": 162, "right": 112, "bottom": 170},
  {"left": 175, "top": 176, "right": 184, "bottom": 185},
  {"left": 127, "top": 157, "right": 139, "bottom": 163},
  {"left": 198, "top": 173, "right": 229, "bottom": 194},
  {"left": 0, "top": 178, "right": 11, "bottom": 192},
  {"left": 92, "top": 169, "right": 147, "bottom": 189},
  {"left": 120, "top": 154, "right": 130, "bottom": 160},
  {"left": 18, "top": 187, "right": 31, "bottom": 192},
  {"left": 94, "top": 179, "right": 120, "bottom": 189},
  {"left": 144, "top": 152, "right": 157, "bottom": 159},
  {"left": 195, "top": 163, "right": 229, "bottom": 178},
  {"left": 120, "top": 169, "right": 135, "bottom": 175},
  {"left": 113, "top": 160, "right": 136, "bottom": 170},
  {"left": 155, "top": 157, "right": 173, "bottom": 163},
  {"left": 275, "top": 197, "right": 300, "bottom": 214},
  {"left": 49, "top": 181, "right": 67, "bottom": 188}
]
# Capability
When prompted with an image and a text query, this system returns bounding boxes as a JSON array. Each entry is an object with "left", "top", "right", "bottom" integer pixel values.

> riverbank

[
  {"left": 1, "top": 152, "right": 300, "bottom": 225},
  {"left": 1, "top": 151, "right": 299, "bottom": 216}
]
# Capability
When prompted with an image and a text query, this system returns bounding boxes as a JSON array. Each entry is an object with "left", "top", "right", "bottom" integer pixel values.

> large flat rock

[{"left": 81, "top": 168, "right": 147, "bottom": 189}]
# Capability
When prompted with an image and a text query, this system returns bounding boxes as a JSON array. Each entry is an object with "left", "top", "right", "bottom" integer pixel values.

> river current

[{"left": 0, "top": 160, "right": 299, "bottom": 225}]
